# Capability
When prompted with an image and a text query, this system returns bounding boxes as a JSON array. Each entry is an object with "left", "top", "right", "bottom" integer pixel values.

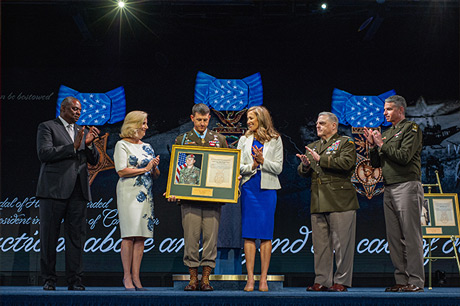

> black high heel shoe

[
  {"left": 133, "top": 281, "right": 148, "bottom": 291},
  {"left": 123, "top": 279, "right": 136, "bottom": 291}
]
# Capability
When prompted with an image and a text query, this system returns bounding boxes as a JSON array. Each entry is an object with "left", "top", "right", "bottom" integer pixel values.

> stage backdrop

[{"left": 1, "top": 1, "right": 459, "bottom": 282}]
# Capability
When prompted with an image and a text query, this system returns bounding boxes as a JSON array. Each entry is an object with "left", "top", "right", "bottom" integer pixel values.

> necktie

[
  {"left": 67, "top": 124, "right": 75, "bottom": 141},
  {"left": 319, "top": 140, "right": 326, "bottom": 152}
]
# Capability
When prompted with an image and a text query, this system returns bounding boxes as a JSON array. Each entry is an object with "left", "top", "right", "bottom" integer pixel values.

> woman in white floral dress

[{"left": 114, "top": 111, "right": 160, "bottom": 291}]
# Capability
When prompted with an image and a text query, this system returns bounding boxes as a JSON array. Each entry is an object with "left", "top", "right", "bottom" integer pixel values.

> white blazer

[{"left": 237, "top": 134, "right": 283, "bottom": 190}]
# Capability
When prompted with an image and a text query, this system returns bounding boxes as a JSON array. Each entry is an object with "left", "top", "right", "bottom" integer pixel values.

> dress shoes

[
  {"left": 328, "top": 284, "right": 348, "bottom": 292},
  {"left": 401, "top": 284, "right": 424, "bottom": 292},
  {"left": 68, "top": 281, "right": 85, "bottom": 291},
  {"left": 384, "top": 284, "right": 406, "bottom": 292},
  {"left": 306, "top": 283, "right": 329, "bottom": 292},
  {"left": 134, "top": 285, "right": 149, "bottom": 291},
  {"left": 258, "top": 287, "right": 269, "bottom": 292},
  {"left": 132, "top": 280, "right": 148, "bottom": 291},
  {"left": 243, "top": 281, "right": 254, "bottom": 292},
  {"left": 43, "top": 280, "right": 56, "bottom": 291},
  {"left": 123, "top": 279, "right": 135, "bottom": 291}
]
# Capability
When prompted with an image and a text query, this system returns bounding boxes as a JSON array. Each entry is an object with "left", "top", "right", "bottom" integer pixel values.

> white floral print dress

[{"left": 114, "top": 140, "right": 157, "bottom": 238}]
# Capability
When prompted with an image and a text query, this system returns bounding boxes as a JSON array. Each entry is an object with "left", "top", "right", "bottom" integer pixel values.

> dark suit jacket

[{"left": 36, "top": 118, "right": 99, "bottom": 201}]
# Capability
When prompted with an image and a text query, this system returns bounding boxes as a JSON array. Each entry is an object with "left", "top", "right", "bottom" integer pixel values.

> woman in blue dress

[{"left": 237, "top": 106, "right": 283, "bottom": 292}]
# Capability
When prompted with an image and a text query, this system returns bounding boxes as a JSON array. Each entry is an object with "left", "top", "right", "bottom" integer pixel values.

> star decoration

[{"left": 88, "top": 133, "right": 115, "bottom": 185}]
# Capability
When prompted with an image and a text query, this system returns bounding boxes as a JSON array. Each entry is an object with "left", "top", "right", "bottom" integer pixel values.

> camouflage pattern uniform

[{"left": 179, "top": 166, "right": 201, "bottom": 185}]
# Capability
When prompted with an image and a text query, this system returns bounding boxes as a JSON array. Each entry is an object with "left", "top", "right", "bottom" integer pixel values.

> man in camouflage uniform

[
  {"left": 297, "top": 112, "right": 359, "bottom": 292},
  {"left": 169, "top": 103, "right": 228, "bottom": 291},
  {"left": 364, "top": 95, "right": 425, "bottom": 292},
  {"left": 179, "top": 155, "right": 201, "bottom": 185}
]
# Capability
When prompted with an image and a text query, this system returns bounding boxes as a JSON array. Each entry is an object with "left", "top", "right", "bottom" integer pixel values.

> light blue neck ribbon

[{"left": 193, "top": 128, "right": 207, "bottom": 139}]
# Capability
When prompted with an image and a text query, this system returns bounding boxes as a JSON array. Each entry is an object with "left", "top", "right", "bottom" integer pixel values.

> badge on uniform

[
  {"left": 412, "top": 123, "right": 418, "bottom": 132},
  {"left": 394, "top": 131, "right": 402, "bottom": 138}
]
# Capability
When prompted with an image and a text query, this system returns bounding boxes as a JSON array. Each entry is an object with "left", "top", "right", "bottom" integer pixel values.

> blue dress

[{"left": 241, "top": 139, "right": 277, "bottom": 240}]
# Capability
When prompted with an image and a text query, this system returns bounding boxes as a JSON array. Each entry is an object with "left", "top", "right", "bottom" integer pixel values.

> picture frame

[
  {"left": 165, "top": 145, "right": 241, "bottom": 203},
  {"left": 422, "top": 193, "right": 460, "bottom": 238}
]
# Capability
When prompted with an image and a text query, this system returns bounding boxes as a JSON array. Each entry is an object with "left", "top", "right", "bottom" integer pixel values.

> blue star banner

[
  {"left": 331, "top": 88, "right": 396, "bottom": 127},
  {"left": 194, "top": 71, "right": 263, "bottom": 111},
  {"left": 56, "top": 85, "right": 126, "bottom": 125}
]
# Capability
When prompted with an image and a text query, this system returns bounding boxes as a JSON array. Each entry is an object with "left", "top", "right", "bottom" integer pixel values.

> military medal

[{"left": 193, "top": 128, "right": 207, "bottom": 145}]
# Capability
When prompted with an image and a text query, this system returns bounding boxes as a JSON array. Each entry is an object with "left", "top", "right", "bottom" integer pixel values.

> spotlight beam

[{"left": 124, "top": 7, "right": 159, "bottom": 37}]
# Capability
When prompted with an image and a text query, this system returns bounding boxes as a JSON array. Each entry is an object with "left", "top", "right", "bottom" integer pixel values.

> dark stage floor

[{"left": 1, "top": 286, "right": 459, "bottom": 305}]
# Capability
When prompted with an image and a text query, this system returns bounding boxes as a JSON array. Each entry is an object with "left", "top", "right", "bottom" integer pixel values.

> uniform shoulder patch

[
  {"left": 341, "top": 135, "right": 354, "bottom": 144},
  {"left": 175, "top": 134, "right": 184, "bottom": 143},
  {"left": 411, "top": 123, "right": 418, "bottom": 132}
]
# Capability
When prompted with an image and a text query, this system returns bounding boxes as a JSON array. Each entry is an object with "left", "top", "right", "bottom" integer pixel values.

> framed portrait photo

[
  {"left": 422, "top": 193, "right": 460, "bottom": 238},
  {"left": 165, "top": 145, "right": 241, "bottom": 203}
]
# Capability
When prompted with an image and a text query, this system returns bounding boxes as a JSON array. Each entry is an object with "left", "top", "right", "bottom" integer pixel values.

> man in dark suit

[{"left": 36, "top": 96, "right": 100, "bottom": 290}]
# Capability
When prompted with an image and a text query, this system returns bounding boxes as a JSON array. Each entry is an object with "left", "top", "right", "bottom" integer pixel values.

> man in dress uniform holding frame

[{"left": 167, "top": 103, "right": 228, "bottom": 291}]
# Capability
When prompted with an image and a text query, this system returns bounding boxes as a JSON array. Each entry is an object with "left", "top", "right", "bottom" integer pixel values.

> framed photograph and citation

[
  {"left": 165, "top": 145, "right": 241, "bottom": 203},
  {"left": 422, "top": 193, "right": 460, "bottom": 238}
]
